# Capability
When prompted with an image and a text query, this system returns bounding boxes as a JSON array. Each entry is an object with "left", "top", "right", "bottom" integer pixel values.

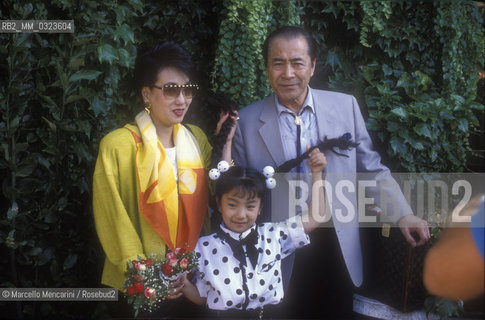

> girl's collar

[{"left": 220, "top": 223, "right": 256, "bottom": 241}]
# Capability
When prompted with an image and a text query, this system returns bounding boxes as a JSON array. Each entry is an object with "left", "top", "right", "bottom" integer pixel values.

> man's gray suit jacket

[{"left": 232, "top": 88, "right": 412, "bottom": 287}]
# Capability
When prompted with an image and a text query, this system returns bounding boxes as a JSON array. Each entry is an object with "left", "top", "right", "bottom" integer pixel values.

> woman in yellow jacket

[{"left": 92, "top": 41, "right": 235, "bottom": 317}]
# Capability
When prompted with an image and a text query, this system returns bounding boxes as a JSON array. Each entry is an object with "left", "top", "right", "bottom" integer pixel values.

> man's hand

[{"left": 398, "top": 214, "right": 430, "bottom": 247}]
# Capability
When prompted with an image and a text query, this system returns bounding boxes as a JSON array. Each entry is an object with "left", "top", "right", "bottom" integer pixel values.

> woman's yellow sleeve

[{"left": 92, "top": 130, "right": 145, "bottom": 284}]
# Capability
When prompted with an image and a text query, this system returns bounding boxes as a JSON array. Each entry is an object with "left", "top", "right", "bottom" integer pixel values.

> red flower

[
  {"left": 134, "top": 281, "right": 144, "bottom": 293},
  {"left": 144, "top": 287, "right": 156, "bottom": 299},
  {"left": 133, "top": 274, "right": 141, "bottom": 281},
  {"left": 127, "top": 285, "right": 136, "bottom": 296},
  {"left": 134, "top": 262, "right": 146, "bottom": 271},
  {"left": 178, "top": 248, "right": 186, "bottom": 254},
  {"left": 169, "top": 257, "right": 178, "bottom": 267},
  {"left": 161, "top": 263, "right": 173, "bottom": 276},
  {"left": 145, "top": 259, "right": 153, "bottom": 267},
  {"left": 166, "top": 252, "right": 175, "bottom": 260},
  {"left": 132, "top": 260, "right": 138, "bottom": 268},
  {"left": 180, "top": 258, "right": 188, "bottom": 269}
]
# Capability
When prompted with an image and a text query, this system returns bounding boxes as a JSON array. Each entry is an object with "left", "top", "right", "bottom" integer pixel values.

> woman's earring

[{"left": 144, "top": 102, "right": 151, "bottom": 115}]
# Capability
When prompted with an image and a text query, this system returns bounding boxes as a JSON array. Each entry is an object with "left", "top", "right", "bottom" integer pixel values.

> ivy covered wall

[
  {"left": 302, "top": 1, "right": 484, "bottom": 172},
  {"left": 0, "top": 1, "right": 483, "bottom": 318}
]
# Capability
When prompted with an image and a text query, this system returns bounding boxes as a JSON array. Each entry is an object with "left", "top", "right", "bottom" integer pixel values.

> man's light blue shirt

[{"left": 275, "top": 87, "right": 319, "bottom": 173}]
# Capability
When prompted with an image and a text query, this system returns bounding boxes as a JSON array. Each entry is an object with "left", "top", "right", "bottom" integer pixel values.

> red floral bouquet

[
  {"left": 159, "top": 248, "right": 198, "bottom": 283},
  {"left": 123, "top": 249, "right": 198, "bottom": 316},
  {"left": 123, "top": 256, "right": 168, "bottom": 316}
]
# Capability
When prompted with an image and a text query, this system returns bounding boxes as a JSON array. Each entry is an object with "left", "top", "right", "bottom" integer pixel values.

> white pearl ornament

[
  {"left": 217, "top": 160, "right": 230, "bottom": 173},
  {"left": 266, "top": 177, "right": 276, "bottom": 189},
  {"left": 209, "top": 168, "right": 221, "bottom": 180},
  {"left": 262, "top": 166, "right": 275, "bottom": 178}
]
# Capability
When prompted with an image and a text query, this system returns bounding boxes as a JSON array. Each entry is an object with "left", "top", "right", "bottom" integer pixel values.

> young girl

[{"left": 180, "top": 148, "right": 326, "bottom": 318}]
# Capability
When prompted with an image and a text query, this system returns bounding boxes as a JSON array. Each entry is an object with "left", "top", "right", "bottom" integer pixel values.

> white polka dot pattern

[{"left": 194, "top": 215, "right": 310, "bottom": 310}]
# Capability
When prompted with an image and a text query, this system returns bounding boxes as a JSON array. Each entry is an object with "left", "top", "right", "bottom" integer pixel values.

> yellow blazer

[{"left": 93, "top": 124, "right": 212, "bottom": 290}]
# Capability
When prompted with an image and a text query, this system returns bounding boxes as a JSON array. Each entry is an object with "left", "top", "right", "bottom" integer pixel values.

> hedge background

[{"left": 1, "top": 1, "right": 483, "bottom": 318}]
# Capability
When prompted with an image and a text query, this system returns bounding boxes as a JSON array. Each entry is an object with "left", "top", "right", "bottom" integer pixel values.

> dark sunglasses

[{"left": 152, "top": 83, "right": 199, "bottom": 99}]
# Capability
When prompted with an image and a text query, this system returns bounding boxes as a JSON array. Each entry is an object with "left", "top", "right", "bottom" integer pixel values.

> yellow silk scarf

[{"left": 125, "top": 110, "right": 208, "bottom": 252}]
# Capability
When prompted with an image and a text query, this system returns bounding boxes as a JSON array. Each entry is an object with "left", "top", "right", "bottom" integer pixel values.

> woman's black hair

[
  {"left": 215, "top": 166, "right": 267, "bottom": 205},
  {"left": 207, "top": 92, "right": 238, "bottom": 169},
  {"left": 133, "top": 41, "right": 196, "bottom": 94}
]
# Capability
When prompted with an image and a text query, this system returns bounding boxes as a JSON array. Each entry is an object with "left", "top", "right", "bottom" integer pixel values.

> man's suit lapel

[
  {"left": 312, "top": 89, "right": 339, "bottom": 142},
  {"left": 259, "top": 95, "right": 286, "bottom": 167}
]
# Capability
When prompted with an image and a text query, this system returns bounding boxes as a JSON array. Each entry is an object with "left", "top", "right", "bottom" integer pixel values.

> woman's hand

[
  {"left": 216, "top": 110, "right": 238, "bottom": 142},
  {"left": 217, "top": 110, "right": 238, "bottom": 163},
  {"left": 165, "top": 275, "right": 185, "bottom": 300}
]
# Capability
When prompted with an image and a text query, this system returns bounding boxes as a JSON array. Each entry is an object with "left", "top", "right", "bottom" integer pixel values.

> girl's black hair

[
  {"left": 215, "top": 166, "right": 266, "bottom": 203},
  {"left": 211, "top": 166, "right": 266, "bottom": 228},
  {"left": 133, "top": 41, "right": 196, "bottom": 94}
]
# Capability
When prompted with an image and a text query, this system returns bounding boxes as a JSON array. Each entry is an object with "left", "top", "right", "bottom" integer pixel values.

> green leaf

[
  {"left": 382, "top": 64, "right": 393, "bottom": 76},
  {"left": 44, "top": 211, "right": 58, "bottom": 223},
  {"left": 37, "top": 248, "right": 55, "bottom": 266},
  {"left": 15, "top": 33, "right": 32, "bottom": 48},
  {"left": 15, "top": 143, "right": 29, "bottom": 153},
  {"left": 439, "top": 111, "right": 454, "bottom": 120},
  {"left": 456, "top": 118, "right": 468, "bottom": 132},
  {"left": 63, "top": 253, "right": 78, "bottom": 270},
  {"left": 26, "top": 247, "right": 43, "bottom": 256},
  {"left": 360, "top": 66, "right": 375, "bottom": 84},
  {"left": 97, "top": 44, "right": 118, "bottom": 64},
  {"left": 7, "top": 202, "right": 19, "bottom": 220},
  {"left": 91, "top": 97, "right": 104, "bottom": 117},
  {"left": 16, "top": 159, "right": 36, "bottom": 177},
  {"left": 413, "top": 123, "right": 432, "bottom": 138},
  {"left": 390, "top": 138, "right": 407, "bottom": 154},
  {"left": 68, "top": 58, "right": 85, "bottom": 70},
  {"left": 117, "top": 48, "right": 131, "bottom": 67},
  {"left": 56, "top": 60, "right": 68, "bottom": 90},
  {"left": 469, "top": 103, "right": 485, "bottom": 110},
  {"left": 390, "top": 107, "right": 408, "bottom": 119},
  {"left": 114, "top": 24, "right": 135, "bottom": 44},
  {"left": 65, "top": 95, "right": 83, "bottom": 104},
  {"left": 326, "top": 50, "right": 341, "bottom": 70},
  {"left": 386, "top": 121, "right": 399, "bottom": 132},
  {"left": 68, "top": 70, "right": 102, "bottom": 82},
  {"left": 412, "top": 142, "right": 424, "bottom": 150},
  {"left": 39, "top": 95, "right": 58, "bottom": 108}
]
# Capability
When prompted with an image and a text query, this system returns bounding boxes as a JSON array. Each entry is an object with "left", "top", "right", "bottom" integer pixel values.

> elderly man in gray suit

[{"left": 232, "top": 26, "right": 430, "bottom": 318}]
